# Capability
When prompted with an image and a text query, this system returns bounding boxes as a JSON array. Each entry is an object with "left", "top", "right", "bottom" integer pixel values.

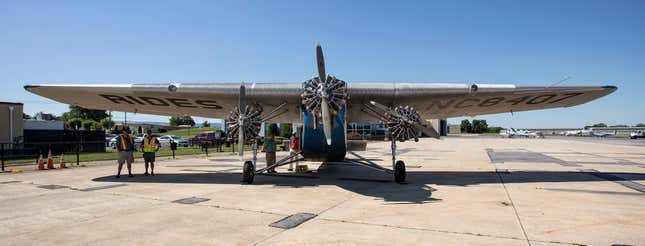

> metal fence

[{"left": 0, "top": 139, "right": 256, "bottom": 172}]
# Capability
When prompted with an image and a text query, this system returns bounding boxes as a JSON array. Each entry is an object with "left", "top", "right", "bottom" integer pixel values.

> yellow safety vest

[
  {"left": 120, "top": 134, "right": 134, "bottom": 151},
  {"left": 143, "top": 137, "right": 157, "bottom": 152}
]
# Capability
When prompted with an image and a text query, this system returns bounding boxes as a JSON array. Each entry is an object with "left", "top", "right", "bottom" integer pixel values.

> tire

[
  {"left": 394, "top": 160, "right": 406, "bottom": 184},
  {"left": 242, "top": 161, "right": 255, "bottom": 184}
]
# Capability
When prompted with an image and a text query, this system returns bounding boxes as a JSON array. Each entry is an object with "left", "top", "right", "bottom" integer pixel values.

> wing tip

[
  {"left": 602, "top": 85, "right": 617, "bottom": 91},
  {"left": 24, "top": 85, "right": 40, "bottom": 91}
]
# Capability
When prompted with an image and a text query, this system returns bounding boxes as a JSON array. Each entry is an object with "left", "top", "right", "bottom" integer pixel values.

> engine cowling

[
  {"left": 385, "top": 106, "right": 422, "bottom": 142},
  {"left": 225, "top": 103, "right": 263, "bottom": 143},
  {"left": 301, "top": 75, "right": 347, "bottom": 118}
]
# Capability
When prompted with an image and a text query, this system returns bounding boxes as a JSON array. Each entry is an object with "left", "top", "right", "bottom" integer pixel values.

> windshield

[{"left": 169, "top": 135, "right": 182, "bottom": 140}]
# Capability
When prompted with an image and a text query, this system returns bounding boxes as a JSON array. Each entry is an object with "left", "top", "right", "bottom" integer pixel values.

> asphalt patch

[
  {"left": 580, "top": 169, "right": 645, "bottom": 193},
  {"left": 37, "top": 184, "right": 69, "bottom": 190},
  {"left": 0, "top": 181, "right": 21, "bottom": 184},
  {"left": 270, "top": 213, "right": 317, "bottom": 229},
  {"left": 172, "top": 197, "right": 210, "bottom": 204},
  {"left": 80, "top": 184, "right": 128, "bottom": 192},
  {"left": 486, "top": 148, "right": 577, "bottom": 167}
]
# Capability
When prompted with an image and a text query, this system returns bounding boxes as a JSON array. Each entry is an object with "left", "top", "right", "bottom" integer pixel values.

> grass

[
  {"left": 1, "top": 144, "right": 267, "bottom": 166},
  {"left": 164, "top": 127, "right": 221, "bottom": 138}
]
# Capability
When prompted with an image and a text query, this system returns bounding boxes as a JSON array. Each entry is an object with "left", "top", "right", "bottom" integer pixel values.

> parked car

[
  {"left": 158, "top": 135, "right": 189, "bottom": 147},
  {"left": 109, "top": 135, "right": 143, "bottom": 149},
  {"left": 188, "top": 130, "right": 226, "bottom": 146},
  {"left": 630, "top": 131, "right": 645, "bottom": 139}
]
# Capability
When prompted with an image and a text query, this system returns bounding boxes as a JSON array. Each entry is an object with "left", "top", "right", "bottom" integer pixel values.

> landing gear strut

[{"left": 345, "top": 139, "right": 406, "bottom": 184}]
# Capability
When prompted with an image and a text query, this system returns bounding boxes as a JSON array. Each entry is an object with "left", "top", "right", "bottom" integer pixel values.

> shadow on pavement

[{"left": 93, "top": 163, "right": 645, "bottom": 204}]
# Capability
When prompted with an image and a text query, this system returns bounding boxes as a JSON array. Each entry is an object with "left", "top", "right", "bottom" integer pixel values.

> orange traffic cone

[
  {"left": 59, "top": 153, "right": 67, "bottom": 168},
  {"left": 46, "top": 149, "right": 55, "bottom": 169},
  {"left": 37, "top": 152, "right": 45, "bottom": 170}
]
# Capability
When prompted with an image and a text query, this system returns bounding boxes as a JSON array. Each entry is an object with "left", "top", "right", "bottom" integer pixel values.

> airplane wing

[
  {"left": 24, "top": 83, "right": 303, "bottom": 122},
  {"left": 25, "top": 82, "right": 616, "bottom": 122},
  {"left": 346, "top": 83, "right": 616, "bottom": 120}
]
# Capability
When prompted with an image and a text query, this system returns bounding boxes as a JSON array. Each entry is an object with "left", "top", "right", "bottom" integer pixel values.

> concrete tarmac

[{"left": 1, "top": 137, "right": 644, "bottom": 245}]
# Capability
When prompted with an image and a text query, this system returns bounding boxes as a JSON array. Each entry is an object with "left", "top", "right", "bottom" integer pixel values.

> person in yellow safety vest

[
  {"left": 116, "top": 128, "right": 135, "bottom": 178},
  {"left": 142, "top": 129, "right": 160, "bottom": 176}
]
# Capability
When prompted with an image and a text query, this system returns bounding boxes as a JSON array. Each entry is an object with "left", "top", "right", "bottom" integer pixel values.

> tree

[
  {"left": 280, "top": 123, "right": 293, "bottom": 138},
  {"left": 636, "top": 123, "right": 645, "bottom": 127},
  {"left": 610, "top": 125, "right": 628, "bottom": 127},
  {"left": 591, "top": 123, "right": 607, "bottom": 128},
  {"left": 68, "top": 118, "right": 83, "bottom": 129},
  {"left": 170, "top": 116, "right": 195, "bottom": 126},
  {"left": 61, "top": 106, "right": 107, "bottom": 122},
  {"left": 100, "top": 118, "right": 113, "bottom": 130},
  {"left": 471, "top": 119, "right": 489, "bottom": 133},
  {"left": 82, "top": 119, "right": 98, "bottom": 130},
  {"left": 202, "top": 121, "right": 211, "bottom": 127},
  {"left": 487, "top": 126, "right": 504, "bottom": 133},
  {"left": 460, "top": 119, "right": 472, "bottom": 133}
]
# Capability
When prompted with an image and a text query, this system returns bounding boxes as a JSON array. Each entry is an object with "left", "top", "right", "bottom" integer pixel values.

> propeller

[
  {"left": 300, "top": 43, "right": 348, "bottom": 145},
  {"left": 226, "top": 83, "right": 263, "bottom": 160},
  {"left": 369, "top": 101, "right": 440, "bottom": 141}
]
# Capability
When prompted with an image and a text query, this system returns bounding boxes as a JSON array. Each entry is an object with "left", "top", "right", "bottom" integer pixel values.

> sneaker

[
  {"left": 287, "top": 168, "right": 293, "bottom": 171},
  {"left": 116, "top": 175, "right": 120, "bottom": 178},
  {"left": 128, "top": 174, "right": 134, "bottom": 177},
  {"left": 144, "top": 172, "right": 149, "bottom": 176},
  {"left": 151, "top": 172, "right": 155, "bottom": 176}
]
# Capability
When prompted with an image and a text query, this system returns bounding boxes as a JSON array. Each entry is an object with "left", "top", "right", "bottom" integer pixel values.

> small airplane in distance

[
  {"left": 25, "top": 43, "right": 617, "bottom": 184},
  {"left": 500, "top": 128, "right": 544, "bottom": 138}
]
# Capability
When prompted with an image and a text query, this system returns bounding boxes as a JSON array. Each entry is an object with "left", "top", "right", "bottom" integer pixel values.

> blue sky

[{"left": 1, "top": 0, "right": 643, "bottom": 128}]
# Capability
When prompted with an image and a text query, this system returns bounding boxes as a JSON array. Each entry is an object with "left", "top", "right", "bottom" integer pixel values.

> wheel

[
  {"left": 394, "top": 160, "right": 406, "bottom": 184},
  {"left": 242, "top": 161, "right": 255, "bottom": 184}
]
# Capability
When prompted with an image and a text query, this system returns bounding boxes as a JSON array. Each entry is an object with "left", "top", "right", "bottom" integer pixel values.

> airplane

[
  {"left": 24, "top": 43, "right": 617, "bottom": 184},
  {"left": 499, "top": 128, "right": 543, "bottom": 138}
]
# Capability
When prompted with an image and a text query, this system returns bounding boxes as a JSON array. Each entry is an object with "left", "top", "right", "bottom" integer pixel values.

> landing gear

[
  {"left": 391, "top": 140, "right": 406, "bottom": 184},
  {"left": 345, "top": 139, "right": 407, "bottom": 184},
  {"left": 394, "top": 160, "right": 406, "bottom": 183},
  {"left": 242, "top": 160, "right": 255, "bottom": 184}
]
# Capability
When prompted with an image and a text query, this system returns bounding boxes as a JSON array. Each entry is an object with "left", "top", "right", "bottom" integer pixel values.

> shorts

[
  {"left": 266, "top": 152, "right": 276, "bottom": 167},
  {"left": 118, "top": 151, "right": 134, "bottom": 165},
  {"left": 143, "top": 152, "right": 156, "bottom": 163}
]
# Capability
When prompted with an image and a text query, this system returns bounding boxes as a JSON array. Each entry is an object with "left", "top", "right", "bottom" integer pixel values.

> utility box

[{"left": 0, "top": 102, "right": 24, "bottom": 147}]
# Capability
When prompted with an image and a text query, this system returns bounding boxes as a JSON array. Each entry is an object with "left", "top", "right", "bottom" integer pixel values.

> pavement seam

[
  {"left": 316, "top": 218, "right": 583, "bottom": 245},
  {"left": 493, "top": 165, "right": 532, "bottom": 246},
  {"left": 253, "top": 189, "right": 361, "bottom": 245}
]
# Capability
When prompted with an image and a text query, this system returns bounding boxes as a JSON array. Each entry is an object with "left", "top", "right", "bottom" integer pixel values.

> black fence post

[
  {"left": 205, "top": 144, "right": 208, "bottom": 157},
  {"left": 76, "top": 142, "right": 80, "bottom": 166},
  {"left": 1, "top": 143, "right": 5, "bottom": 172}
]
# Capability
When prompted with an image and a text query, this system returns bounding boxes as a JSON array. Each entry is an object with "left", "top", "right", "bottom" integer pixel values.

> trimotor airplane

[{"left": 25, "top": 43, "right": 617, "bottom": 184}]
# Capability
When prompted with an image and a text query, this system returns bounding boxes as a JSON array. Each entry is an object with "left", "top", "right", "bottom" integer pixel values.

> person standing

[
  {"left": 115, "top": 128, "right": 135, "bottom": 178},
  {"left": 264, "top": 133, "right": 277, "bottom": 173},
  {"left": 142, "top": 129, "right": 160, "bottom": 176},
  {"left": 288, "top": 133, "right": 299, "bottom": 171}
]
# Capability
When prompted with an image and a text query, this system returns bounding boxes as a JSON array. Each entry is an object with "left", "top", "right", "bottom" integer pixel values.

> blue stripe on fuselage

[{"left": 301, "top": 107, "right": 347, "bottom": 162}]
